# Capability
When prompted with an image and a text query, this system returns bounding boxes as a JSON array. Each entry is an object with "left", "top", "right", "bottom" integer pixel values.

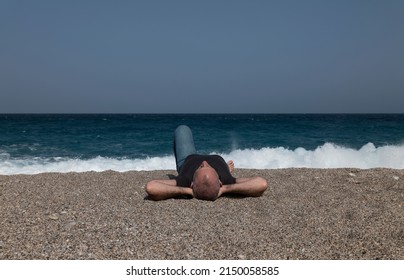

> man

[{"left": 145, "top": 125, "right": 268, "bottom": 201}]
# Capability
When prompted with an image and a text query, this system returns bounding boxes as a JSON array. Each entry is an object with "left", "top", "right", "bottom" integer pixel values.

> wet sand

[{"left": 0, "top": 168, "right": 403, "bottom": 259}]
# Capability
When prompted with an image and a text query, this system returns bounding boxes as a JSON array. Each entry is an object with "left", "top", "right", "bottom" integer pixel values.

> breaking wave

[{"left": 1, "top": 142, "right": 403, "bottom": 175}]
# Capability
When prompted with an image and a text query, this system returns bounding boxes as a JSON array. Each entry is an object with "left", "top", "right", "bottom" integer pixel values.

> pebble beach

[{"left": 0, "top": 168, "right": 403, "bottom": 260}]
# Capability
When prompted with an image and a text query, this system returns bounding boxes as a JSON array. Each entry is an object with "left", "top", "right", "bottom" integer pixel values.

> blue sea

[{"left": 1, "top": 114, "right": 403, "bottom": 174}]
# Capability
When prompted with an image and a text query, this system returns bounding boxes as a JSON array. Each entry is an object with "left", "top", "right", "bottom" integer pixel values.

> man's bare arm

[
  {"left": 218, "top": 176, "right": 268, "bottom": 197},
  {"left": 145, "top": 179, "right": 193, "bottom": 201}
]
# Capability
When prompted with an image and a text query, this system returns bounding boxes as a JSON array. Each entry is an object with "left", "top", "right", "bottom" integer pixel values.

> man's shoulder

[
  {"left": 186, "top": 154, "right": 223, "bottom": 165},
  {"left": 185, "top": 154, "right": 222, "bottom": 161}
]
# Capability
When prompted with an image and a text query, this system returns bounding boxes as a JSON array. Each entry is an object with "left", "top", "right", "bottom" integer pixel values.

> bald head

[{"left": 192, "top": 162, "right": 221, "bottom": 201}]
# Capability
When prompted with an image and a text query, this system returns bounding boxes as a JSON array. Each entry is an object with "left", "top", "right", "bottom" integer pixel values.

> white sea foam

[
  {"left": 220, "top": 143, "right": 404, "bottom": 169},
  {"left": 0, "top": 142, "right": 403, "bottom": 175}
]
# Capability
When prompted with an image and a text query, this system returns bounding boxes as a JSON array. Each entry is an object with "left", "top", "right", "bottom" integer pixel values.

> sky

[{"left": 1, "top": 0, "right": 404, "bottom": 113}]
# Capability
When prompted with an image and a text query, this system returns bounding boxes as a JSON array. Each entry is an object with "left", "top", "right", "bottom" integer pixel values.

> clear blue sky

[{"left": 1, "top": 0, "right": 404, "bottom": 113}]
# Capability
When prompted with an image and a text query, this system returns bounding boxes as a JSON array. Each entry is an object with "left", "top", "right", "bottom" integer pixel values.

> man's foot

[{"left": 227, "top": 160, "right": 235, "bottom": 173}]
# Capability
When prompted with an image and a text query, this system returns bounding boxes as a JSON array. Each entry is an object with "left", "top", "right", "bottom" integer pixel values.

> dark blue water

[{"left": 1, "top": 114, "right": 404, "bottom": 174}]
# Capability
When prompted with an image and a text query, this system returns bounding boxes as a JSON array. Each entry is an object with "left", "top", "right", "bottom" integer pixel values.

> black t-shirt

[{"left": 176, "top": 154, "right": 236, "bottom": 187}]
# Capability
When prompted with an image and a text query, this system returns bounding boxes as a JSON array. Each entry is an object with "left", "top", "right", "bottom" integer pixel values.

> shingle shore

[{"left": 0, "top": 169, "right": 403, "bottom": 259}]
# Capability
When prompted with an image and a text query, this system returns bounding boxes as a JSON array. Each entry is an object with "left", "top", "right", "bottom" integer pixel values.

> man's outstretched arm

[
  {"left": 218, "top": 176, "right": 268, "bottom": 197},
  {"left": 145, "top": 179, "right": 193, "bottom": 201}
]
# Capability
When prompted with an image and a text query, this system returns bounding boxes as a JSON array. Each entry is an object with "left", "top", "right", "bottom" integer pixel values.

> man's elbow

[
  {"left": 255, "top": 176, "right": 268, "bottom": 196},
  {"left": 145, "top": 180, "right": 160, "bottom": 200}
]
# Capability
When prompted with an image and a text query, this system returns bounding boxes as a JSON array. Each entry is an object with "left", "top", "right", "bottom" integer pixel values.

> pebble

[
  {"left": 64, "top": 221, "right": 77, "bottom": 230},
  {"left": 349, "top": 173, "right": 356, "bottom": 177},
  {"left": 48, "top": 214, "right": 59, "bottom": 220},
  {"left": 393, "top": 176, "right": 399, "bottom": 181}
]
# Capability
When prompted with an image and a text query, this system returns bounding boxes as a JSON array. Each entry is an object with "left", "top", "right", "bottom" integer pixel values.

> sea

[{"left": 1, "top": 114, "right": 403, "bottom": 175}]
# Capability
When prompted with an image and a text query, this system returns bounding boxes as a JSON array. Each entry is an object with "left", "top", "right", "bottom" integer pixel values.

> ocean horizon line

[{"left": 1, "top": 112, "right": 404, "bottom": 115}]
